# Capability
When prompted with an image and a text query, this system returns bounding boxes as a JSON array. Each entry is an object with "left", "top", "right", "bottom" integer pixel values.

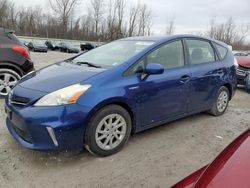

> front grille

[
  {"left": 237, "top": 66, "right": 248, "bottom": 77},
  {"left": 13, "top": 125, "right": 32, "bottom": 143}
]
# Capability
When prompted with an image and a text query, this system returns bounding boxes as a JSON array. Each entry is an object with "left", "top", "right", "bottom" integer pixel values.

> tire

[
  {"left": 208, "top": 86, "right": 230, "bottom": 116},
  {"left": 0, "top": 69, "right": 21, "bottom": 97},
  {"left": 85, "top": 105, "right": 132, "bottom": 157}
]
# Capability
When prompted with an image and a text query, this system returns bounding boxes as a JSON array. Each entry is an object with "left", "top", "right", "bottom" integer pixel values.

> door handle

[{"left": 180, "top": 75, "right": 190, "bottom": 83}]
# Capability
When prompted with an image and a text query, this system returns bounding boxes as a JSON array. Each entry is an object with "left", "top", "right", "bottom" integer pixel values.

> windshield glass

[
  {"left": 72, "top": 40, "right": 154, "bottom": 68},
  {"left": 34, "top": 41, "right": 46, "bottom": 45}
]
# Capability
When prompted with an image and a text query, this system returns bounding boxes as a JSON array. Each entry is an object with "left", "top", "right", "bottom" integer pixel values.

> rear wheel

[
  {"left": 85, "top": 105, "right": 132, "bottom": 157},
  {"left": 208, "top": 86, "right": 229, "bottom": 116},
  {"left": 0, "top": 69, "right": 21, "bottom": 97}
]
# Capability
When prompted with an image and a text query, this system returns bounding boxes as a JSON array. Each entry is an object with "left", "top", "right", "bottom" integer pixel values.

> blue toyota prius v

[{"left": 5, "top": 35, "right": 237, "bottom": 156}]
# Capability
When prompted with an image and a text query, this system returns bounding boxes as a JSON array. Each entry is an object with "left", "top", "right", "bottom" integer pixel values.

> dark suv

[{"left": 0, "top": 28, "right": 34, "bottom": 96}]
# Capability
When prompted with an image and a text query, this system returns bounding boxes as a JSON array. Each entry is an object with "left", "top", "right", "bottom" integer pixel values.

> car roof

[
  {"left": 0, "top": 27, "right": 15, "bottom": 35},
  {"left": 121, "top": 34, "right": 228, "bottom": 48}
]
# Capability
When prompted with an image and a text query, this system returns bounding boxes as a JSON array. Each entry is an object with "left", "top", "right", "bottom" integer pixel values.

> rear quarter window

[{"left": 213, "top": 43, "right": 228, "bottom": 60}]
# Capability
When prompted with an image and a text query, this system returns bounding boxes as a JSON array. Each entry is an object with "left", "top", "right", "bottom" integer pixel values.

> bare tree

[
  {"left": 0, "top": 0, "right": 10, "bottom": 26},
  {"left": 206, "top": 17, "right": 249, "bottom": 50},
  {"left": 105, "top": 0, "right": 126, "bottom": 40},
  {"left": 90, "top": 0, "right": 104, "bottom": 39},
  {"left": 127, "top": 3, "right": 140, "bottom": 37},
  {"left": 48, "top": 0, "right": 79, "bottom": 38},
  {"left": 166, "top": 18, "right": 175, "bottom": 35},
  {"left": 127, "top": 3, "right": 152, "bottom": 37},
  {"left": 8, "top": 2, "right": 18, "bottom": 30},
  {"left": 137, "top": 4, "right": 152, "bottom": 36},
  {"left": 116, "top": 0, "right": 126, "bottom": 38},
  {"left": 106, "top": 0, "right": 118, "bottom": 40},
  {"left": 1, "top": 0, "right": 156, "bottom": 42}
]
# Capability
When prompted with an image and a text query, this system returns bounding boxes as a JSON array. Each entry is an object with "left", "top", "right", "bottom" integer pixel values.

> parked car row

[
  {"left": 20, "top": 39, "right": 98, "bottom": 54},
  {"left": 25, "top": 41, "right": 80, "bottom": 53}
]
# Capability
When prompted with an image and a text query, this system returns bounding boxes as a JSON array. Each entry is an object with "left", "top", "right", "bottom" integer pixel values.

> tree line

[
  {"left": 0, "top": 0, "right": 249, "bottom": 50},
  {"left": 0, "top": 0, "right": 152, "bottom": 42}
]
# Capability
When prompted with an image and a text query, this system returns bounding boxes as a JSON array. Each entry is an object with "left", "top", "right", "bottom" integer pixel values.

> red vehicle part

[
  {"left": 12, "top": 45, "right": 30, "bottom": 60},
  {"left": 236, "top": 56, "right": 250, "bottom": 68},
  {"left": 172, "top": 130, "right": 250, "bottom": 188}
]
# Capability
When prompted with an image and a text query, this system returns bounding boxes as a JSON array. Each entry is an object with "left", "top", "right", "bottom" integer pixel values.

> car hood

[
  {"left": 19, "top": 61, "right": 106, "bottom": 93},
  {"left": 172, "top": 130, "right": 250, "bottom": 188},
  {"left": 236, "top": 56, "right": 250, "bottom": 68}
]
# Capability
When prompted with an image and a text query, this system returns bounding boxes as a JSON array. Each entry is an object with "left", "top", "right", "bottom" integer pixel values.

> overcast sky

[{"left": 14, "top": 0, "right": 250, "bottom": 35}]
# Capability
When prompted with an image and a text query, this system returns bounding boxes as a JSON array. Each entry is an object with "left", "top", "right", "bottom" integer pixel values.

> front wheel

[
  {"left": 85, "top": 105, "right": 132, "bottom": 157},
  {"left": 208, "top": 86, "right": 230, "bottom": 116},
  {"left": 0, "top": 69, "right": 21, "bottom": 97}
]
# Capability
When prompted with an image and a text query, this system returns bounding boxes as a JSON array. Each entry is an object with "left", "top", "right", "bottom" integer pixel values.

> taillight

[{"left": 12, "top": 45, "right": 30, "bottom": 60}]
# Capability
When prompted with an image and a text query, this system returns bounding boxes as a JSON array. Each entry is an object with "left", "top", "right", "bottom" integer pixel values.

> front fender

[{"left": 80, "top": 96, "right": 135, "bottom": 122}]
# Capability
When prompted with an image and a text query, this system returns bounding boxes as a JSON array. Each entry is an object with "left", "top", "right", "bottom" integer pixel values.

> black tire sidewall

[{"left": 85, "top": 105, "right": 132, "bottom": 157}]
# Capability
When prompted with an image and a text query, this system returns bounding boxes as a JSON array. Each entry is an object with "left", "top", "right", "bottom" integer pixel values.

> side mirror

[{"left": 145, "top": 63, "right": 164, "bottom": 75}]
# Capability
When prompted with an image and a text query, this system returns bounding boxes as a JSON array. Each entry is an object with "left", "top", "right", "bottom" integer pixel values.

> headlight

[{"left": 34, "top": 84, "right": 91, "bottom": 106}]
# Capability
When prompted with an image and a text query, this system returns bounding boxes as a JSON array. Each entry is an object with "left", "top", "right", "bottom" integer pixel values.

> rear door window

[{"left": 186, "top": 39, "right": 216, "bottom": 65}]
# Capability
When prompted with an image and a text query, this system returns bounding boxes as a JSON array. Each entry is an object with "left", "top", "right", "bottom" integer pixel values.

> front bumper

[{"left": 5, "top": 98, "right": 92, "bottom": 152}]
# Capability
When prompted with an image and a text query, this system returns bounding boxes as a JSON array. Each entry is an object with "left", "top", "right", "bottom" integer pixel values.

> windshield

[
  {"left": 34, "top": 41, "right": 46, "bottom": 45},
  {"left": 72, "top": 40, "right": 154, "bottom": 68}
]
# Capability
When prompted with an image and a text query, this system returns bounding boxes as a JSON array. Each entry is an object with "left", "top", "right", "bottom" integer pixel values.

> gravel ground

[{"left": 0, "top": 51, "right": 250, "bottom": 188}]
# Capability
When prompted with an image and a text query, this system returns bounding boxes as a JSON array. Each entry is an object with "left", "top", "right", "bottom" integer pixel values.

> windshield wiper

[{"left": 75, "top": 61, "right": 102, "bottom": 68}]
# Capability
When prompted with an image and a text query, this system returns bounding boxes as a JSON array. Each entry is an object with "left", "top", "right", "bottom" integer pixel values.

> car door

[
  {"left": 125, "top": 40, "right": 190, "bottom": 128},
  {"left": 185, "top": 38, "right": 221, "bottom": 112}
]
